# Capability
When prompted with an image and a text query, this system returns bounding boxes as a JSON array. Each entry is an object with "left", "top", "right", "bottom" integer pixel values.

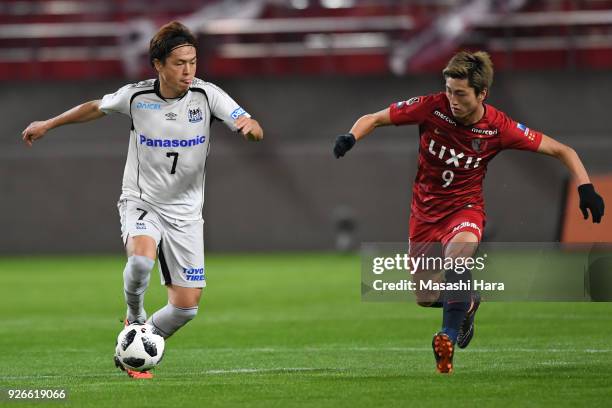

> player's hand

[
  {"left": 235, "top": 116, "right": 263, "bottom": 141},
  {"left": 22, "top": 120, "right": 50, "bottom": 147},
  {"left": 333, "top": 133, "right": 356, "bottom": 158},
  {"left": 578, "top": 183, "right": 605, "bottom": 223}
]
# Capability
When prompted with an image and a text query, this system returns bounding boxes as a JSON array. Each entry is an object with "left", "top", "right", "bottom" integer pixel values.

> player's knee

[
  {"left": 128, "top": 255, "right": 155, "bottom": 274},
  {"left": 445, "top": 232, "right": 479, "bottom": 259},
  {"left": 445, "top": 243, "right": 477, "bottom": 259},
  {"left": 124, "top": 255, "right": 154, "bottom": 293}
]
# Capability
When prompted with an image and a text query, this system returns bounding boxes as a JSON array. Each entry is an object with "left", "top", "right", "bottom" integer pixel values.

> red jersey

[{"left": 389, "top": 93, "right": 543, "bottom": 223}]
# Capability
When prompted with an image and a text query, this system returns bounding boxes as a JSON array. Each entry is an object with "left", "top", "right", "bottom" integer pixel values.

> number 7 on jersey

[{"left": 166, "top": 152, "right": 179, "bottom": 174}]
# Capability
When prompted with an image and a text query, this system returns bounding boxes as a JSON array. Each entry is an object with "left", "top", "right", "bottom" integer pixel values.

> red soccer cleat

[
  {"left": 432, "top": 332, "right": 454, "bottom": 374},
  {"left": 126, "top": 369, "right": 154, "bottom": 379}
]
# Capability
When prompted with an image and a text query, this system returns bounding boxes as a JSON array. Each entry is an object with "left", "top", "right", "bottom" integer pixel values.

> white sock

[
  {"left": 149, "top": 303, "right": 198, "bottom": 339},
  {"left": 123, "top": 255, "right": 154, "bottom": 323}
]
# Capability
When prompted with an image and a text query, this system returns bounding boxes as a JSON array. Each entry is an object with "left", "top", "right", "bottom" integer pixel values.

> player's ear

[
  {"left": 478, "top": 88, "right": 488, "bottom": 102},
  {"left": 153, "top": 58, "right": 163, "bottom": 73}
]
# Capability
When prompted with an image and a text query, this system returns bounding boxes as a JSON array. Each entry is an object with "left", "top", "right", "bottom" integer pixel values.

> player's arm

[
  {"left": 537, "top": 134, "right": 590, "bottom": 184},
  {"left": 537, "top": 134, "right": 605, "bottom": 223},
  {"left": 333, "top": 108, "right": 392, "bottom": 158},
  {"left": 235, "top": 115, "right": 263, "bottom": 142},
  {"left": 349, "top": 108, "right": 393, "bottom": 141},
  {"left": 22, "top": 100, "right": 105, "bottom": 147}
]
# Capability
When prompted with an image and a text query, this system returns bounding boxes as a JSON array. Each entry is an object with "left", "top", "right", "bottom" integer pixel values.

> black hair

[{"left": 149, "top": 21, "right": 197, "bottom": 67}]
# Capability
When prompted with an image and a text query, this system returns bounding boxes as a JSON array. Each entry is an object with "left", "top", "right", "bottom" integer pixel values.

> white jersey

[{"left": 100, "top": 78, "right": 250, "bottom": 220}]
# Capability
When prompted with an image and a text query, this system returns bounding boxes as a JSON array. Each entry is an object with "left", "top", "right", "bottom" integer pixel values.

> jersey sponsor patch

[
  {"left": 452, "top": 221, "right": 481, "bottom": 234},
  {"left": 471, "top": 127, "right": 498, "bottom": 136},
  {"left": 516, "top": 122, "right": 536, "bottom": 141},
  {"left": 396, "top": 97, "right": 421, "bottom": 109},
  {"left": 139, "top": 134, "right": 206, "bottom": 148},
  {"left": 516, "top": 122, "right": 529, "bottom": 134},
  {"left": 427, "top": 138, "right": 482, "bottom": 169},
  {"left": 230, "top": 107, "right": 247, "bottom": 119},
  {"left": 136, "top": 102, "right": 161, "bottom": 110},
  {"left": 434, "top": 110, "right": 457, "bottom": 126},
  {"left": 183, "top": 267, "right": 205, "bottom": 281}
]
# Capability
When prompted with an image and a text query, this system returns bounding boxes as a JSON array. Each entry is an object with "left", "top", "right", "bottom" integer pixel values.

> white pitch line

[
  {"left": 180, "top": 346, "right": 612, "bottom": 353},
  {"left": 204, "top": 367, "right": 332, "bottom": 374},
  {"left": 0, "top": 368, "right": 336, "bottom": 380}
]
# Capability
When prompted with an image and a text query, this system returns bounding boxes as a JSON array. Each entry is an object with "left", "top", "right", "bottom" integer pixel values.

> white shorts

[{"left": 117, "top": 198, "right": 206, "bottom": 288}]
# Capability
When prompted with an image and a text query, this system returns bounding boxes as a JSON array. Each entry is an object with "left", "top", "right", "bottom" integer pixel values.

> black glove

[
  {"left": 333, "top": 133, "right": 356, "bottom": 158},
  {"left": 578, "top": 183, "right": 605, "bottom": 223}
]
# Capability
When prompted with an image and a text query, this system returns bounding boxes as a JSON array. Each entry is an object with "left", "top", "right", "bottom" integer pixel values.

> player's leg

[
  {"left": 432, "top": 210, "right": 484, "bottom": 373},
  {"left": 409, "top": 214, "right": 444, "bottom": 308},
  {"left": 148, "top": 218, "right": 205, "bottom": 339},
  {"left": 440, "top": 230, "right": 479, "bottom": 343},
  {"left": 431, "top": 230, "right": 479, "bottom": 373},
  {"left": 168, "top": 285, "right": 202, "bottom": 308},
  {"left": 443, "top": 217, "right": 483, "bottom": 350},
  {"left": 118, "top": 200, "right": 162, "bottom": 324},
  {"left": 116, "top": 200, "right": 162, "bottom": 379},
  {"left": 124, "top": 236, "right": 157, "bottom": 324},
  {"left": 149, "top": 286, "right": 202, "bottom": 339},
  {"left": 412, "top": 244, "right": 445, "bottom": 308}
]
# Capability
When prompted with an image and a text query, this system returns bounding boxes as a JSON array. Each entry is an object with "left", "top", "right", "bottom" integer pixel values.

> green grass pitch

[{"left": 1, "top": 254, "right": 611, "bottom": 407}]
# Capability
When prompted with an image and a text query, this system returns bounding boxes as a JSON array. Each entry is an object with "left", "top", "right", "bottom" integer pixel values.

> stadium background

[
  {"left": 2, "top": 1, "right": 612, "bottom": 407},
  {"left": 1, "top": 0, "right": 611, "bottom": 253}
]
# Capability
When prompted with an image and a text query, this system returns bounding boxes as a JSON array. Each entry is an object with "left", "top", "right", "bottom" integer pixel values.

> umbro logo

[{"left": 165, "top": 112, "right": 177, "bottom": 121}]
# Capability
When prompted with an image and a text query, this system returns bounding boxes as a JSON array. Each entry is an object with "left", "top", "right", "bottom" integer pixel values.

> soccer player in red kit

[{"left": 333, "top": 51, "right": 605, "bottom": 373}]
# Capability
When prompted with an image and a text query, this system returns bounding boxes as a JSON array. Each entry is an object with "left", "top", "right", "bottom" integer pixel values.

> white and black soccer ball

[{"left": 115, "top": 323, "right": 165, "bottom": 372}]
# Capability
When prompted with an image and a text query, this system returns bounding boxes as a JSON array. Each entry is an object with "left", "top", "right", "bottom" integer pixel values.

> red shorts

[
  {"left": 408, "top": 208, "right": 485, "bottom": 302},
  {"left": 409, "top": 207, "right": 485, "bottom": 247}
]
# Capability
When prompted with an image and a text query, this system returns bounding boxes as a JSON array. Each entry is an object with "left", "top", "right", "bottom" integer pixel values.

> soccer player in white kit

[{"left": 21, "top": 21, "right": 263, "bottom": 378}]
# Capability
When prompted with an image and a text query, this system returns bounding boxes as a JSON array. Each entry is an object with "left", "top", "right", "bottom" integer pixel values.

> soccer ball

[{"left": 115, "top": 323, "right": 165, "bottom": 371}]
